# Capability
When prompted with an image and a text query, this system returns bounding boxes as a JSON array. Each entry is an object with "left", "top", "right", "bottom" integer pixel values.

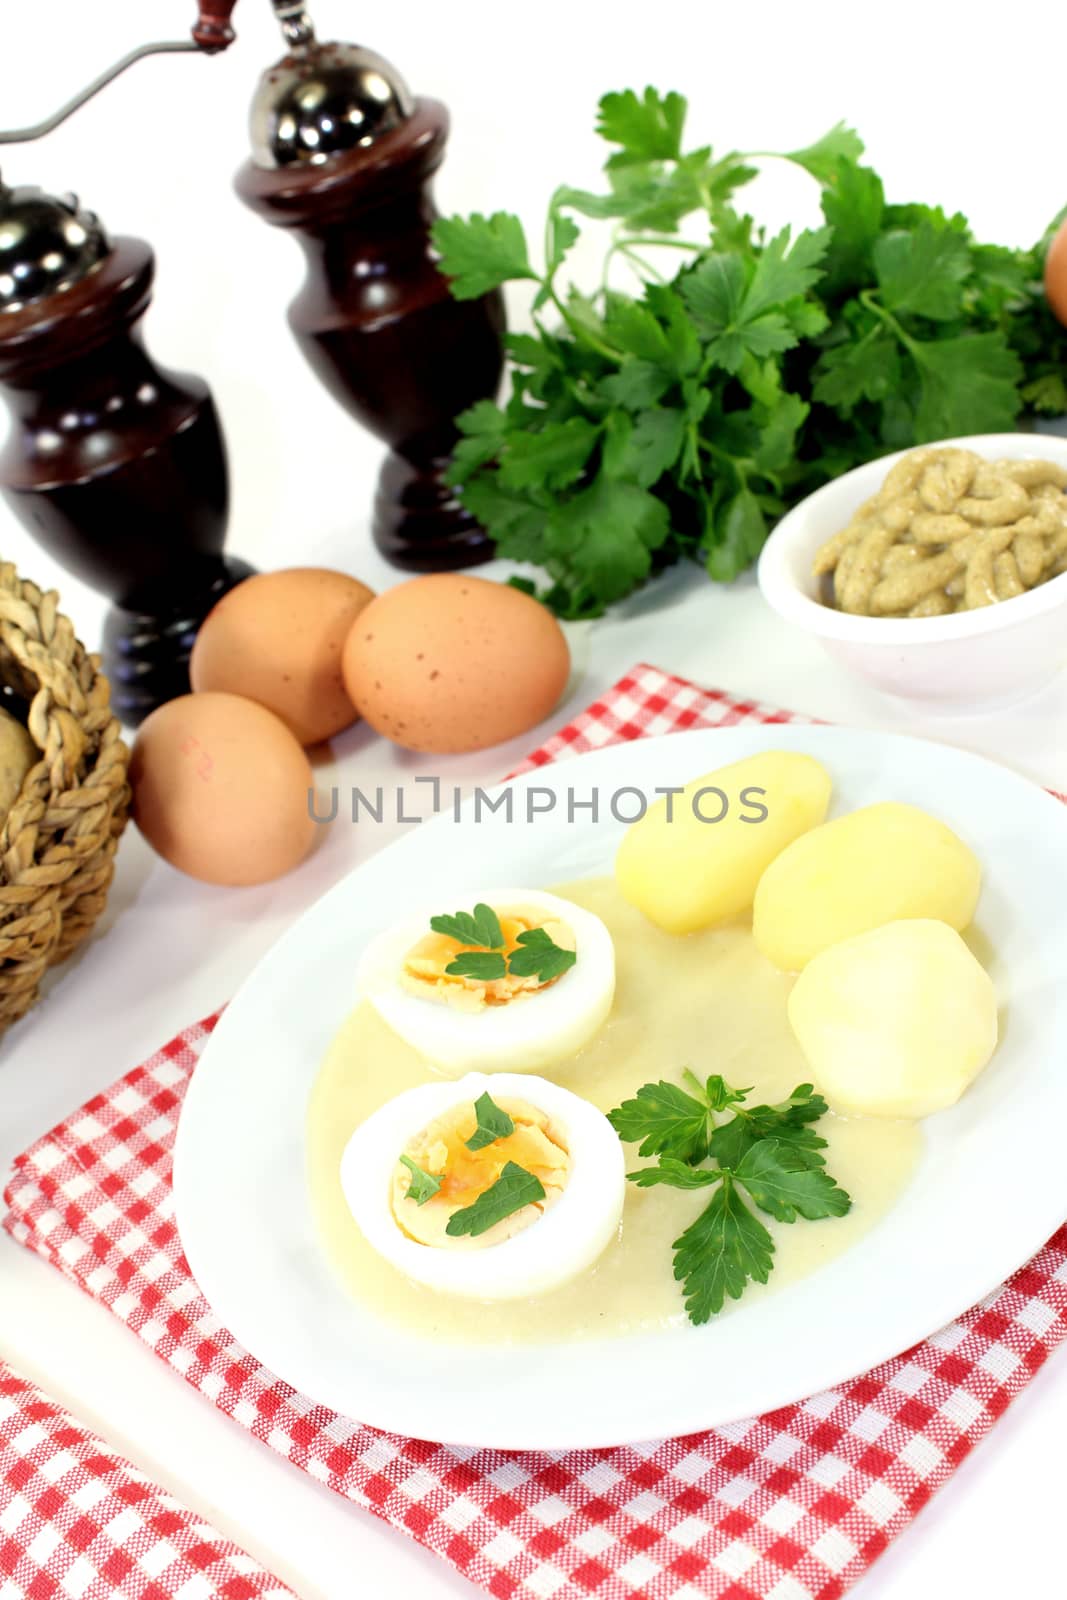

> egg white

[
  {"left": 339, "top": 1071, "right": 626, "bottom": 1299},
  {"left": 356, "top": 887, "right": 615, "bottom": 1075}
]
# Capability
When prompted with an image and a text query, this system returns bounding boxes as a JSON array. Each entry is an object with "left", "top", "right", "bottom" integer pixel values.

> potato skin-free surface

[
  {"left": 787, "top": 918, "right": 998, "bottom": 1119},
  {"left": 753, "top": 800, "right": 981, "bottom": 971},
  {"left": 614, "top": 751, "right": 832, "bottom": 935}
]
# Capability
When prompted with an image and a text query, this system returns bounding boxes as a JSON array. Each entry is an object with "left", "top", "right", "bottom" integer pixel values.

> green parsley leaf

[
  {"left": 707, "top": 1083, "right": 830, "bottom": 1170},
  {"left": 812, "top": 330, "right": 900, "bottom": 410},
  {"left": 644, "top": 284, "right": 704, "bottom": 375},
  {"left": 545, "top": 478, "right": 670, "bottom": 605},
  {"left": 743, "top": 227, "right": 831, "bottom": 319},
  {"left": 785, "top": 122, "right": 865, "bottom": 184},
  {"left": 909, "top": 331, "right": 1023, "bottom": 439},
  {"left": 873, "top": 220, "right": 971, "bottom": 321},
  {"left": 449, "top": 400, "right": 508, "bottom": 480},
  {"left": 707, "top": 487, "right": 768, "bottom": 581},
  {"left": 733, "top": 1139, "right": 852, "bottom": 1222},
  {"left": 1022, "top": 370, "right": 1067, "bottom": 414},
  {"left": 465, "top": 1091, "right": 516, "bottom": 1152},
  {"left": 672, "top": 1177, "right": 774, "bottom": 1324},
  {"left": 607, "top": 1079, "right": 712, "bottom": 1162},
  {"left": 430, "top": 213, "right": 539, "bottom": 300},
  {"left": 599, "top": 361, "right": 674, "bottom": 410},
  {"left": 507, "top": 927, "right": 577, "bottom": 984},
  {"left": 690, "top": 1073, "right": 751, "bottom": 1112},
  {"left": 498, "top": 417, "right": 600, "bottom": 492},
  {"left": 682, "top": 229, "right": 827, "bottom": 375},
  {"left": 820, "top": 161, "right": 886, "bottom": 293},
  {"left": 753, "top": 392, "right": 811, "bottom": 473},
  {"left": 603, "top": 406, "right": 687, "bottom": 488},
  {"left": 398, "top": 1155, "right": 442, "bottom": 1206},
  {"left": 627, "top": 1158, "right": 723, "bottom": 1190},
  {"left": 596, "top": 87, "right": 687, "bottom": 163},
  {"left": 444, "top": 952, "right": 508, "bottom": 980},
  {"left": 683, "top": 256, "right": 783, "bottom": 373},
  {"left": 444, "top": 1162, "right": 546, "bottom": 1238},
  {"left": 430, "top": 904, "right": 505, "bottom": 950}
]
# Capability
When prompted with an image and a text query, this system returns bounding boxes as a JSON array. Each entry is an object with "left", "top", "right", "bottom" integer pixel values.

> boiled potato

[
  {"left": 753, "top": 801, "right": 980, "bottom": 971},
  {"left": 615, "top": 751, "right": 832, "bottom": 934},
  {"left": 788, "top": 919, "right": 998, "bottom": 1119}
]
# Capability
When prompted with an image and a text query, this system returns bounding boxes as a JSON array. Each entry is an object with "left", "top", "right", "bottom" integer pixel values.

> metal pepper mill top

[
  {"left": 0, "top": 180, "right": 109, "bottom": 310},
  {"left": 238, "top": 2, "right": 506, "bottom": 570},
  {"left": 250, "top": 28, "right": 414, "bottom": 170}
]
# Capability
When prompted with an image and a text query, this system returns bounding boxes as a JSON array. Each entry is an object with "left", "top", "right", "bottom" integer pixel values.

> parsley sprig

[
  {"left": 432, "top": 87, "right": 1067, "bottom": 619},
  {"left": 444, "top": 1162, "right": 546, "bottom": 1238},
  {"left": 608, "top": 1072, "right": 851, "bottom": 1324},
  {"left": 465, "top": 1091, "right": 515, "bottom": 1151},
  {"left": 398, "top": 1155, "right": 443, "bottom": 1206},
  {"left": 429, "top": 903, "right": 577, "bottom": 987}
]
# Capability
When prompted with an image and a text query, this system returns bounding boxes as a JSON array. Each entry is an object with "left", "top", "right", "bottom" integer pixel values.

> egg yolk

[
  {"left": 391, "top": 1098, "right": 570, "bottom": 1250},
  {"left": 400, "top": 909, "right": 575, "bottom": 1013}
]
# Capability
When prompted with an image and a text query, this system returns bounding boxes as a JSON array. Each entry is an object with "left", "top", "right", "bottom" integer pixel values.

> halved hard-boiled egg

[
  {"left": 356, "top": 888, "right": 615, "bottom": 1074},
  {"left": 340, "top": 1072, "right": 625, "bottom": 1298}
]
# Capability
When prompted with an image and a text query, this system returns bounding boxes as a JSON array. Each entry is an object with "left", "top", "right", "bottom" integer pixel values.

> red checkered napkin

[
  {"left": 5, "top": 663, "right": 1067, "bottom": 1600},
  {"left": 0, "top": 1357, "right": 294, "bottom": 1599}
]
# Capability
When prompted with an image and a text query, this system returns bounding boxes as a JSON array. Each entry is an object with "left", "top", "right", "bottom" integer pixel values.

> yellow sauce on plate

[{"left": 307, "top": 878, "right": 920, "bottom": 1343}]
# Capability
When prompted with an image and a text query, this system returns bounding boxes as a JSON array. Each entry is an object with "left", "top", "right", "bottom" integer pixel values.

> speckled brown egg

[
  {"left": 190, "top": 568, "right": 375, "bottom": 746},
  {"left": 341, "top": 574, "right": 571, "bottom": 753},
  {"left": 130, "top": 692, "right": 317, "bottom": 886}
]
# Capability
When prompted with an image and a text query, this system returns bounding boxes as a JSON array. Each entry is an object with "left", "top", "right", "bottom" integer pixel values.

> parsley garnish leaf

[
  {"left": 733, "top": 1139, "right": 851, "bottom": 1223},
  {"left": 444, "top": 1162, "right": 546, "bottom": 1238},
  {"left": 673, "top": 1177, "right": 774, "bottom": 1324},
  {"left": 612, "top": 1074, "right": 852, "bottom": 1325},
  {"left": 627, "top": 1158, "right": 723, "bottom": 1190},
  {"left": 430, "top": 903, "right": 505, "bottom": 950},
  {"left": 707, "top": 1083, "right": 829, "bottom": 1169},
  {"left": 465, "top": 1092, "right": 515, "bottom": 1152},
  {"left": 608, "top": 1079, "right": 712, "bottom": 1162},
  {"left": 444, "top": 951, "right": 508, "bottom": 981},
  {"left": 398, "top": 1155, "right": 442, "bottom": 1206},
  {"left": 507, "top": 928, "right": 577, "bottom": 984}
]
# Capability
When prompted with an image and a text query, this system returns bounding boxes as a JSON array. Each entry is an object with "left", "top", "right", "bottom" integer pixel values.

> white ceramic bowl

[{"left": 757, "top": 433, "right": 1067, "bottom": 711}]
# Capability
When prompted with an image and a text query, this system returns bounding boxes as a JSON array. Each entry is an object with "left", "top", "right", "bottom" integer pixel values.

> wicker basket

[{"left": 0, "top": 562, "right": 129, "bottom": 1032}]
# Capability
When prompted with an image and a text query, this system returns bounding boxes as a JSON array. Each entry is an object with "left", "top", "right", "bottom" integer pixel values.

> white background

[{"left": 1, "top": 1, "right": 1065, "bottom": 1595}]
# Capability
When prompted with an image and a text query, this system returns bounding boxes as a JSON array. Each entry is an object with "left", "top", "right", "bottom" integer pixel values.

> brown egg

[
  {"left": 190, "top": 568, "right": 375, "bottom": 745},
  {"left": 1044, "top": 216, "right": 1067, "bottom": 327},
  {"left": 341, "top": 574, "right": 570, "bottom": 754},
  {"left": 130, "top": 692, "right": 317, "bottom": 886}
]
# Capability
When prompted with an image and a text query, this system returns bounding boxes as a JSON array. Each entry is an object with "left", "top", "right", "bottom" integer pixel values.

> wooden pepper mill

[
  {"left": 0, "top": 183, "right": 252, "bottom": 724},
  {"left": 0, "top": 3, "right": 251, "bottom": 724},
  {"left": 236, "top": 3, "right": 505, "bottom": 570}
]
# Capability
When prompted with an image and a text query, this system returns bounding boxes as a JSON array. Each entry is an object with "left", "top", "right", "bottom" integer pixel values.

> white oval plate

[{"left": 173, "top": 726, "right": 1067, "bottom": 1449}]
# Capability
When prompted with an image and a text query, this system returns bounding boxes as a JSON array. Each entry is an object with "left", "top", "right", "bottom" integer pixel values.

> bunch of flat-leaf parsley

[
  {"left": 608, "top": 1070, "right": 851, "bottom": 1324},
  {"left": 432, "top": 87, "right": 1067, "bottom": 618}
]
